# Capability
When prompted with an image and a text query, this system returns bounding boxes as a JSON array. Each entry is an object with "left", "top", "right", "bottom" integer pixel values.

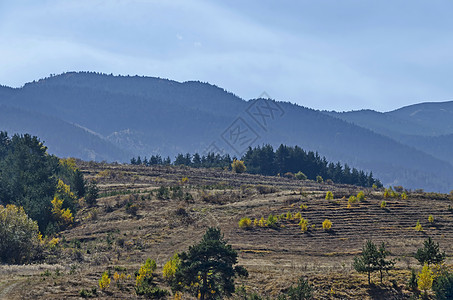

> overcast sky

[{"left": 1, "top": 0, "right": 453, "bottom": 111}]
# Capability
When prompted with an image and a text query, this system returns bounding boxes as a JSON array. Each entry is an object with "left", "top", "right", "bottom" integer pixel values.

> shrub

[
  {"left": 325, "top": 191, "right": 334, "bottom": 200},
  {"left": 231, "top": 160, "right": 246, "bottom": 173},
  {"left": 295, "top": 171, "right": 307, "bottom": 180},
  {"left": 282, "top": 276, "right": 312, "bottom": 299},
  {"left": 357, "top": 191, "right": 365, "bottom": 201},
  {"left": 285, "top": 212, "right": 293, "bottom": 220},
  {"left": 299, "top": 218, "right": 308, "bottom": 232},
  {"left": 125, "top": 202, "right": 139, "bottom": 216},
  {"left": 316, "top": 175, "right": 323, "bottom": 183},
  {"left": 380, "top": 201, "right": 387, "bottom": 209},
  {"left": 135, "top": 258, "right": 162, "bottom": 297},
  {"left": 294, "top": 212, "right": 301, "bottom": 220},
  {"left": 322, "top": 219, "right": 332, "bottom": 231},
  {"left": 415, "top": 220, "right": 423, "bottom": 232},
  {"left": 384, "top": 188, "right": 390, "bottom": 198},
  {"left": 348, "top": 196, "right": 357, "bottom": 208},
  {"left": 255, "top": 185, "right": 278, "bottom": 194},
  {"left": 267, "top": 214, "right": 278, "bottom": 228},
  {"left": 156, "top": 186, "right": 170, "bottom": 200},
  {"left": 284, "top": 172, "right": 295, "bottom": 179},
  {"left": 99, "top": 271, "right": 110, "bottom": 291},
  {"left": 428, "top": 215, "right": 434, "bottom": 223},
  {"left": 238, "top": 217, "right": 252, "bottom": 229},
  {"left": 258, "top": 217, "right": 266, "bottom": 227},
  {"left": 300, "top": 204, "right": 308, "bottom": 210},
  {"left": 401, "top": 192, "right": 408, "bottom": 200},
  {"left": 0, "top": 204, "right": 42, "bottom": 264}
]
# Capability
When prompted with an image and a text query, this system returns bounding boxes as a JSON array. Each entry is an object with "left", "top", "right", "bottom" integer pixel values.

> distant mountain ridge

[{"left": 1, "top": 71, "right": 452, "bottom": 192}]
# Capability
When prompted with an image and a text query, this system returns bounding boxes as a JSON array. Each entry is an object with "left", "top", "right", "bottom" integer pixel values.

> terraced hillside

[{"left": 1, "top": 162, "right": 452, "bottom": 299}]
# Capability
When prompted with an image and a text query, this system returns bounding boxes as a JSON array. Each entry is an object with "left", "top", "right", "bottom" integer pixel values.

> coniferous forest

[{"left": 130, "top": 144, "right": 382, "bottom": 188}]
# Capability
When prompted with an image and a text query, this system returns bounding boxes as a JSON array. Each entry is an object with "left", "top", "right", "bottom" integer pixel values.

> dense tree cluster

[
  {"left": 0, "top": 131, "right": 85, "bottom": 233},
  {"left": 130, "top": 144, "right": 382, "bottom": 188}
]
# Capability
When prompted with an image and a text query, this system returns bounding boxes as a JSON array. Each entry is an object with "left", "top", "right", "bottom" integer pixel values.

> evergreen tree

[
  {"left": 415, "top": 237, "right": 446, "bottom": 266},
  {"left": 172, "top": 227, "right": 248, "bottom": 300}
]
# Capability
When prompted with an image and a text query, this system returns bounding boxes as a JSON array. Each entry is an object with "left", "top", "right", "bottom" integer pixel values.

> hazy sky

[{"left": 1, "top": 0, "right": 453, "bottom": 111}]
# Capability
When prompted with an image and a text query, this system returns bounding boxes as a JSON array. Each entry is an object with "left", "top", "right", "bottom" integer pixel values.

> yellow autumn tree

[
  {"left": 418, "top": 263, "right": 433, "bottom": 294},
  {"left": 231, "top": 160, "right": 246, "bottom": 173},
  {"left": 51, "top": 195, "right": 74, "bottom": 227},
  {"left": 163, "top": 253, "right": 180, "bottom": 282}
]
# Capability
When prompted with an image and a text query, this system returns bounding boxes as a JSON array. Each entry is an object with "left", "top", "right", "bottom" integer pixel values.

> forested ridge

[{"left": 130, "top": 144, "right": 382, "bottom": 188}]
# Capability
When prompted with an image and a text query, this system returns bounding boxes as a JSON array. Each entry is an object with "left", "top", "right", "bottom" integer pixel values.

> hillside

[
  {"left": 1, "top": 163, "right": 452, "bottom": 299},
  {"left": 1, "top": 72, "right": 453, "bottom": 191}
]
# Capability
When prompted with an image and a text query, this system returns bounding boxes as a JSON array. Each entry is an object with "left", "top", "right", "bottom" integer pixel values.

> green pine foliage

[{"left": 171, "top": 227, "right": 248, "bottom": 299}]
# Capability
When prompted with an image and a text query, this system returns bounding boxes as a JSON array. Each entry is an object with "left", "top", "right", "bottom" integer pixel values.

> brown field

[{"left": 1, "top": 162, "right": 452, "bottom": 299}]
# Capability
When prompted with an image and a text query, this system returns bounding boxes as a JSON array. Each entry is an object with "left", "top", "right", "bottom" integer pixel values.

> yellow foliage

[
  {"left": 48, "top": 237, "right": 60, "bottom": 248},
  {"left": 300, "top": 204, "right": 307, "bottom": 210},
  {"left": 59, "top": 158, "right": 77, "bottom": 171},
  {"left": 418, "top": 263, "right": 433, "bottom": 292},
  {"left": 294, "top": 212, "right": 301, "bottom": 220},
  {"left": 258, "top": 217, "right": 266, "bottom": 227},
  {"left": 285, "top": 212, "right": 293, "bottom": 220},
  {"left": 180, "top": 177, "right": 189, "bottom": 184},
  {"left": 173, "top": 292, "right": 183, "bottom": 300},
  {"left": 322, "top": 219, "right": 332, "bottom": 230},
  {"left": 231, "top": 160, "right": 246, "bottom": 173},
  {"left": 163, "top": 253, "right": 180, "bottom": 280},
  {"left": 428, "top": 215, "right": 434, "bottom": 223},
  {"left": 415, "top": 220, "right": 423, "bottom": 231},
  {"left": 253, "top": 218, "right": 258, "bottom": 226},
  {"left": 325, "top": 191, "right": 334, "bottom": 200},
  {"left": 401, "top": 192, "right": 408, "bottom": 200},
  {"left": 299, "top": 218, "right": 308, "bottom": 232},
  {"left": 99, "top": 271, "right": 110, "bottom": 291},
  {"left": 380, "top": 201, "right": 387, "bottom": 208},
  {"left": 384, "top": 188, "right": 390, "bottom": 198},
  {"left": 357, "top": 191, "right": 365, "bottom": 201},
  {"left": 51, "top": 196, "right": 74, "bottom": 226},
  {"left": 238, "top": 217, "right": 252, "bottom": 229},
  {"left": 136, "top": 258, "right": 156, "bottom": 287}
]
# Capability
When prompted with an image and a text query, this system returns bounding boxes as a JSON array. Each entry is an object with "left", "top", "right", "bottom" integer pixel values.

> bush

[
  {"left": 239, "top": 217, "right": 252, "bottom": 229},
  {"left": 99, "top": 271, "right": 110, "bottom": 291},
  {"left": 316, "top": 175, "right": 323, "bottom": 183},
  {"left": 325, "top": 191, "right": 334, "bottom": 200},
  {"left": 428, "top": 215, "right": 434, "bottom": 223},
  {"left": 322, "top": 219, "right": 332, "bottom": 231},
  {"left": 156, "top": 186, "right": 170, "bottom": 200},
  {"left": 380, "top": 201, "right": 387, "bottom": 209},
  {"left": 0, "top": 204, "right": 42, "bottom": 264},
  {"left": 357, "top": 191, "right": 365, "bottom": 201},
  {"left": 299, "top": 218, "right": 308, "bottom": 232},
  {"left": 348, "top": 196, "right": 358, "bottom": 208},
  {"left": 415, "top": 220, "right": 423, "bottom": 232},
  {"left": 401, "top": 192, "right": 408, "bottom": 200},
  {"left": 284, "top": 276, "right": 312, "bottom": 300},
  {"left": 295, "top": 171, "right": 307, "bottom": 180},
  {"left": 267, "top": 214, "right": 278, "bottom": 228},
  {"left": 255, "top": 185, "right": 278, "bottom": 194},
  {"left": 163, "top": 253, "right": 180, "bottom": 282},
  {"left": 231, "top": 160, "right": 246, "bottom": 173}
]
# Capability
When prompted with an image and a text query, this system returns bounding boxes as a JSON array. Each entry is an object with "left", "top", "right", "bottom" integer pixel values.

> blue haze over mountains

[{"left": 0, "top": 72, "right": 452, "bottom": 192}]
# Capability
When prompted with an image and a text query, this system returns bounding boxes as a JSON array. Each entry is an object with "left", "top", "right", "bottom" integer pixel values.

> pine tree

[
  {"left": 415, "top": 237, "right": 446, "bottom": 266},
  {"left": 172, "top": 227, "right": 248, "bottom": 300}
]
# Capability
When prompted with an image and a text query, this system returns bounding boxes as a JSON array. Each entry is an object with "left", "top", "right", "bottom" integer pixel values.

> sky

[{"left": 1, "top": 0, "right": 453, "bottom": 112}]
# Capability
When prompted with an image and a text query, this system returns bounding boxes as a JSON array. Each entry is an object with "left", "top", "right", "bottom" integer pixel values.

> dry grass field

[{"left": 1, "top": 162, "right": 452, "bottom": 299}]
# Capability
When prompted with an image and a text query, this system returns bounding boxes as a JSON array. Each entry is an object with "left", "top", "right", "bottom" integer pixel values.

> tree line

[{"left": 130, "top": 144, "right": 382, "bottom": 188}]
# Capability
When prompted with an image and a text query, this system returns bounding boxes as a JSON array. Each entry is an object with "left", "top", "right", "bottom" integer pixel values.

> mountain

[{"left": 1, "top": 72, "right": 452, "bottom": 192}]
